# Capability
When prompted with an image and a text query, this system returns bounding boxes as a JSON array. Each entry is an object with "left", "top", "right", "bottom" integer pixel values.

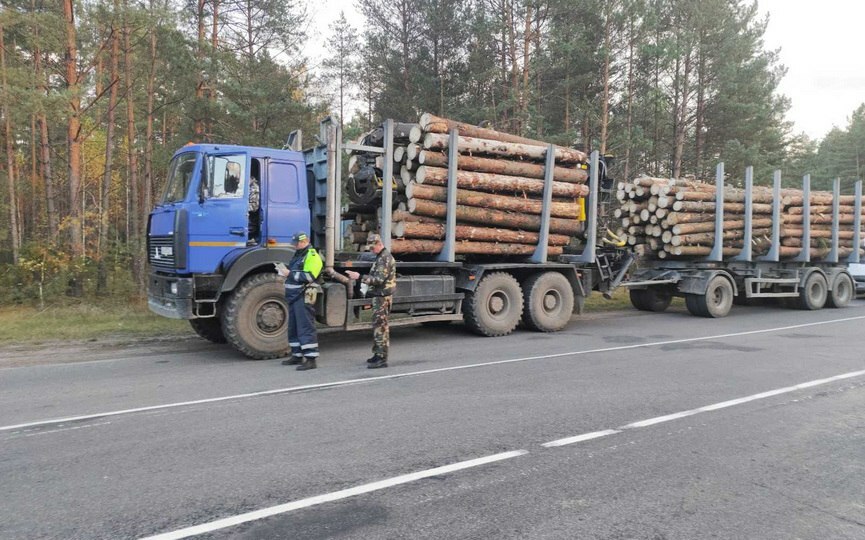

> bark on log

[
  {"left": 392, "top": 210, "right": 441, "bottom": 224},
  {"left": 671, "top": 218, "right": 773, "bottom": 235},
  {"left": 393, "top": 221, "right": 571, "bottom": 245},
  {"left": 390, "top": 238, "right": 564, "bottom": 256},
  {"left": 781, "top": 227, "right": 855, "bottom": 239},
  {"left": 405, "top": 182, "right": 581, "bottom": 219},
  {"left": 422, "top": 133, "right": 586, "bottom": 164},
  {"left": 782, "top": 194, "right": 856, "bottom": 206},
  {"left": 671, "top": 200, "right": 772, "bottom": 213},
  {"left": 418, "top": 150, "right": 588, "bottom": 183},
  {"left": 786, "top": 205, "right": 864, "bottom": 215},
  {"left": 419, "top": 113, "right": 587, "bottom": 161},
  {"left": 407, "top": 198, "right": 582, "bottom": 235},
  {"left": 673, "top": 190, "right": 775, "bottom": 204},
  {"left": 670, "top": 227, "right": 772, "bottom": 247},
  {"left": 416, "top": 166, "right": 588, "bottom": 197},
  {"left": 782, "top": 214, "right": 860, "bottom": 225}
]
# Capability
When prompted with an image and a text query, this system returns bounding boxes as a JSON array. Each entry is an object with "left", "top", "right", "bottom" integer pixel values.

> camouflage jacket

[
  {"left": 248, "top": 178, "right": 260, "bottom": 212},
  {"left": 364, "top": 248, "right": 396, "bottom": 296}
]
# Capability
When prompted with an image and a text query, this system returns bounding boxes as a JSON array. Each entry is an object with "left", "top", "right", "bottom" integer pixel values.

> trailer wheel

[
  {"left": 629, "top": 288, "right": 672, "bottom": 312},
  {"left": 523, "top": 272, "right": 574, "bottom": 332},
  {"left": 464, "top": 272, "right": 523, "bottom": 337},
  {"left": 221, "top": 273, "right": 289, "bottom": 359},
  {"left": 189, "top": 317, "right": 227, "bottom": 343},
  {"left": 828, "top": 273, "right": 854, "bottom": 308},
  {"left": 797, "top": 272, "right": 828, "bottom": 310},
  {"left": 689, "top": 276, "right": 733, "bottom": 318}
]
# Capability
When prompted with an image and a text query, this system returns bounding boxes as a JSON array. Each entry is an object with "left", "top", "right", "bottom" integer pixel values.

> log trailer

[
  {"left": 147, "top": 119, "right": 627, "bottom": 359},
  {"left": 622, "top": 165, "right": 862, "bottom": 317}
]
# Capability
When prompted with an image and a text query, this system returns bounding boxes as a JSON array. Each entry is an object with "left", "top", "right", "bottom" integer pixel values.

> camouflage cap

[{"left": 366, "top": 233, "right": 383, "bottom": 246}]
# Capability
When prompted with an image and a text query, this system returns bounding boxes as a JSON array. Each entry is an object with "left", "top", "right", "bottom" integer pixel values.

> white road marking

[
  {"left": 542, "top": 368, "right": 865, "bottom": 447},
  {"left": 542, "top": 429, "right": 621, "bottom": 447},
  {"left": 139, "top": 450, "right": 528, "bottom": 540},
  {"left": 4, "top": 313, "right": 865, "bottom": 433}
]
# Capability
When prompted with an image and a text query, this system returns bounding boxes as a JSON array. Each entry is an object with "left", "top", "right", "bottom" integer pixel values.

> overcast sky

[{"left": 304, "top": 0, "right": 865, "bottom": 141}]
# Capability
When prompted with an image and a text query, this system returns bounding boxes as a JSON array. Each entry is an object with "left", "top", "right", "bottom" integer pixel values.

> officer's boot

[
  {"left": 281, "top": 355, "right": 303, "bottom": 366},
  {"left": 365, "top": 355, "right": 379, "bottom": 364},
  {"left": 296, "top": 357, "right": 317, "bottom": 371}
]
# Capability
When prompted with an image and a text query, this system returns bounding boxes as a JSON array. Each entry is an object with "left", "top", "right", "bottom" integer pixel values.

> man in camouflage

[
  {"left": 346, "top": 234, "right": 396, "bottom": 369},
  {"left": 247, "top": 174, "right": 260, "bottom": 244}
]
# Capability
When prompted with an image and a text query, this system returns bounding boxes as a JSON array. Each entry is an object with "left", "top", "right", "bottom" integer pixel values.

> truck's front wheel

[
  {"left": 189, "top": 317, "right": 227, "bottom": 343},
  {"left": 464, "top": 272, "right": 523, "bottom": 337},
  {"left": 221, "top": 273, "right": 289, "bottom": 359}
]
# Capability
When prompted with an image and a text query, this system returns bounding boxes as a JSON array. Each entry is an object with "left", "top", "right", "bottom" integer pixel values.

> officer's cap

[{"left": 292, "top": 231, "right": 309, "bottom": 243}]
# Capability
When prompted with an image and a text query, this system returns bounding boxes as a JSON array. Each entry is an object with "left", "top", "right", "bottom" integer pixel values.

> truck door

[
  {"left": 264, "top": 160, "right": 310, "bottom": 245},
  {"left": 187, "top": 152, "right": 250, "bottom": 273}
]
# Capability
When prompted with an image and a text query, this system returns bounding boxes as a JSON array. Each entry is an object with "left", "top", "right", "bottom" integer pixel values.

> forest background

[{"left": 0, "top": 0, "right": 863, "bottom": 324}]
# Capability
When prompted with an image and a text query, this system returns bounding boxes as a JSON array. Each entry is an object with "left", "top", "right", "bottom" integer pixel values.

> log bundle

[
  {"left": 345, "top": 113, "right": 591, "bottom": 258},
  {"left": 616, "top": 176, "right": 865, "bottom": 260}
]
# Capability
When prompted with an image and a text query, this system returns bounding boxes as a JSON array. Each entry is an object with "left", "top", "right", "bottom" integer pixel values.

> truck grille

[{"left": 148, "top": 235, "right": 176, "bottom": 269}]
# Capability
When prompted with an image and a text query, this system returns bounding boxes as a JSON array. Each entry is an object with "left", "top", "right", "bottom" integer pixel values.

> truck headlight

[{"left": 170, "top": 282, "right": 178, "bottom": 295}]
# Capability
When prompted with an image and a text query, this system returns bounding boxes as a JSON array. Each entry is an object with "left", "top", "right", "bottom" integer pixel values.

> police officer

[
  {"left": 279, "top": 232, "right": 323, "bottom": 370},
  {"left": 346, "top": 234, "right": 396, "bottom": 369}
]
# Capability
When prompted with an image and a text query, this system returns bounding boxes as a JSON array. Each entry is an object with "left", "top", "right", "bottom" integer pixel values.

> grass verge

[{"left": 0, "top": 302, "right": 193, "bottom": 345}]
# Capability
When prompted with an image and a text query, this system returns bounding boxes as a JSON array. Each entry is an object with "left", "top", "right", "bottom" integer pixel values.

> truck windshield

[{"left": 161, "top": 152, "right": 199, "bottom": 204}]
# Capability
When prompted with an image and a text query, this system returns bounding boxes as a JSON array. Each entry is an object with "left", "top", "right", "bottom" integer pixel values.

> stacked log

[
  {"left": 384, "top": 113, "right": 590, "bottom": 257},
  {"left": 617, "top": 176, "right": 864, "bottom": 260}
]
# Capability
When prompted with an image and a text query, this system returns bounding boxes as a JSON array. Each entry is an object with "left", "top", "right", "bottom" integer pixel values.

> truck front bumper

[{"left": 147, "top": 272, "right": 195, "bottom": 319}]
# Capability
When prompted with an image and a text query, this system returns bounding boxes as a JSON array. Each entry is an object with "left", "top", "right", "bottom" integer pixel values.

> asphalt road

[{"left": 1, "top": 301, "right": 864, "bottom": 539}]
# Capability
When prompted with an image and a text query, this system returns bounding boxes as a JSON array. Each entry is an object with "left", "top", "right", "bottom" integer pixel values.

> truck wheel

[
  {"left": 189, "top": 317, "right": 227, "bottom": 343},
  {"left": 523, "top": 272, "right": 574, "bottom": 332},
  {"left": 797, "top": 272, "right": 827, "bottom": 310},
  {"left": 691, "top": 276, "right": 733, "bottom": 318},
  {"left": 629, "top": 288, "right": 672, "bottom": 312},
  {"left": 464, "top": 272, "right": 523, "bottom": 337},
  {"left": 221, "top": 273, "right": 289, "bottom": 359},
  {"left": 827, "top": 273, "right": 854, "bottom": 308}
]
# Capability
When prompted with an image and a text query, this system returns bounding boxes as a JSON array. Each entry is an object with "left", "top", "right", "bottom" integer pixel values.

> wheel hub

[
  {"left": 256, "top": 301, "right": 287, "bottom": 333},
  {"left": 543, "top": 291, "right": 560, "bottom": 311},
  {"left": 489, "top": 292, "right": 507, "bottom": 316}
]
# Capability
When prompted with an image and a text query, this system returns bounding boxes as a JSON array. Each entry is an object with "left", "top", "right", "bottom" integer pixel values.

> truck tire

[
  {"left": 221, "top": 273, "right": 289, "bottom": 359},
  {"left": 629, "top": 288, "right": 672, "bottom": 312},
  {"left": 523, "top": 272, "right": 574, "bottom": 332},
  {"left": 464, "top": 272, "right": 523, "bottom": 337},
  {"left": 827, "top": 273, "right": 854, "bottom": 308},
  {"left": 189, "top": 317, "right": 227, "bottom": 343},
  {"left": 689, "top": 275, "right": 733, "bottom": 318},
  {"left": 797, "top": 271, "right": 827, "bottom": 310}
]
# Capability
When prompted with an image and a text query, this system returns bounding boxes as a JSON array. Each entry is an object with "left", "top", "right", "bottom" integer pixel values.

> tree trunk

[
  {"left": 416, "top": 166, "right": 588, "bottom": 198},
  {"left": 407, "top": 198, "right": 581, "bottom": 235},
  {"left": 393, "top": 221, "right": 570, "bottom": 246},
  {"left": 599, "top": 3, "right": 612, "bottom": 155},
  {"left": 123, "top": 6, "right": 142, "bottom": 285},
  {"left": 63, "top": 0, "right": 84, "bottom": 265},
  {"left": 144, "top": 0, "right": 157, "bottom": 231},
  {"left": 390, "top": 238, "right": 563, "bottom": 256},
  {"left": 406, "top": 182, "right": 581, "bottom": 219},
  {"left": 1, "top": 24, "right": 20, "bottom": 264},
  {"left": 97, "top": 21, "right": 120, "bottom": 294},
  {"left": 194, "top": 0, "right": 206, "bottom": 138},
  {"left": 418, "top": 150, "right": 587, "bottom": 183},
  {"left": 420, "top": 113, "right": 586, "bottom": 160}
]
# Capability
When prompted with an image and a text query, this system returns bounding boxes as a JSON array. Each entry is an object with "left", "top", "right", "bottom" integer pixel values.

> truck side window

[
  {"left": 268, "top": 162, "right": 299, "bottom": 204},
  {"left": 207, "top": 154, "right": 246, "bottom": 199}
]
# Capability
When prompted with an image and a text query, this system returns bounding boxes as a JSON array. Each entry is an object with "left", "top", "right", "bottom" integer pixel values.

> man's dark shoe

[
  {"left": 365, "top": 355, "right": 379, "bottom": 364},
  {"left": 367, "top": 359, "right": 388, "bottom": 369},
  {"left": 282, "top": 356, "right": 303, "bottom": 366},
  {"left": 296, "top": 358, "right": 317, "bottom": 371}
]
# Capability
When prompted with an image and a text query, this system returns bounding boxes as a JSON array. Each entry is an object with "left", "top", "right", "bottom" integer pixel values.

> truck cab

[{"left": 148, "top": 144, "right": 311, "bottom": 354}]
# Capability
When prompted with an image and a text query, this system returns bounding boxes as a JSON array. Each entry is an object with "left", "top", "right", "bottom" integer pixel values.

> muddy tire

[
  {"left": 523, "top": 272, "right": 574, "bottom": 332},
  {"left": 464, "top": 272, "right": 523, "bottom": 337},
  {"left": 689, "top": 276, "right": 733, "bottom": 318},
  {"left": 221, "top": 273, "right": 289, "bottom": 359},
  {"left": 629, "top": 288, "right": 672, "bottom": 312},
  {"left": 827, "top": 272, "right": 854, "bottom": 308},
  {"left": 797, "top": 271, "right": 827, "bottom": 311},
  {"left": 189, "top": 317, "right": 227, "bottom": 343}
]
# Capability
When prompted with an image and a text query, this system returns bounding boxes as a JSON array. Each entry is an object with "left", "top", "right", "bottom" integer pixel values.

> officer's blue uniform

[{"left": 285, "top": 245, "right": 323, "bottom": 361}]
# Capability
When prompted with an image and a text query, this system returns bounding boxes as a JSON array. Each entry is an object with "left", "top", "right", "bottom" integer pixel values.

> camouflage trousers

[{"left": 372, "top": 295, "right": 392, "bottom": 361}]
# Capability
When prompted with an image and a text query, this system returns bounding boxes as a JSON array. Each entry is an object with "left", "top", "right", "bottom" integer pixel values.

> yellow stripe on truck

[{"left": 189, "top": 241, "right": 247, "bottom": 247}]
